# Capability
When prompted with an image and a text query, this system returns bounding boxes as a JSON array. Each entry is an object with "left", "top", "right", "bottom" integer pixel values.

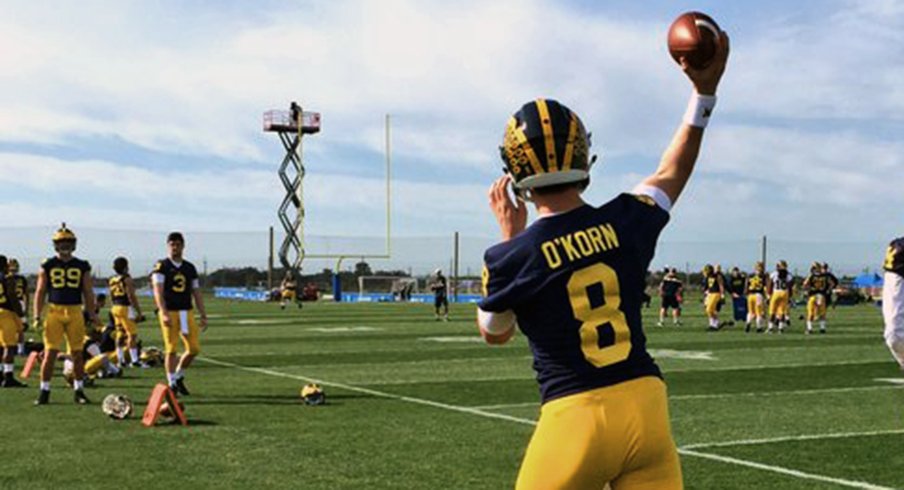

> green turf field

[{"left": 3, "top": 295, "right": 902, "bottom": 489}]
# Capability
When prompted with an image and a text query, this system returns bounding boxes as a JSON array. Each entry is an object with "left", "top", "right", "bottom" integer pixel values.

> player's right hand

[
  {"left": 161, "top": 311, "right": 172, "bottom": 328},
  {"left": 680, "top": 31, "right": 729, "bottom": 96},
  {"left": 488, "top": 174, "right": 528, "bottom": 241}
]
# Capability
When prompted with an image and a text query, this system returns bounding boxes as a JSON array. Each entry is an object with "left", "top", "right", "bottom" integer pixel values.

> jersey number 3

[{"left": 568, "top": 263, "right": 632, "bottom": 368}]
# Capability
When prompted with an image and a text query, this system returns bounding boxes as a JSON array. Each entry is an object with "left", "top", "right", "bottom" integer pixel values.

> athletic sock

[
  {"left": 130, "top": 348, "right": 139, "bottom": 363},
  {"left": 73, "top": 379, "right": 84, "bottom": 391},
  {"left": 174, "top": 369, "right": 185, "bottom": 381},
  {"left": 40, "top": 381, "right": 51, "bottom": 391},
  {"left": 3, "top": 363, "right": 13, "bottom": 373},
  {"left": 819, "top": 320, "right": 826, "bottom": 331},
  {"left": 807, "top": 321, "right": 813, "bottom": 331},
  {"left": 18, "top": 343, "right": 25, "bottom": 356},
  {"left": 116, "top": 347, "right": 125, "bottom": 366}
]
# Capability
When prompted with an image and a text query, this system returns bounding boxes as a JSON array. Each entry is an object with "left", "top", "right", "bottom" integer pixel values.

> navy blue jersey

[
  {"left": 479, "top": 193, "right": 668, "bottom": 403},
  {"left": 885, "top": 237, "right": 904, "bottom": 276},
  {"left": 152, "top": 259, "right": 199, "bottom": 311},
  {"left": 727, "top": 274, "right": 746, "bottom": 295},
  {"left": 660, "top": 277, "right": 682, "bottom": 297},
  {"left": 109, "top": 274, "right": 131, "bottom": 306},
  {"left": 41, "top": 256, "right": 91, "bottom": 305}
]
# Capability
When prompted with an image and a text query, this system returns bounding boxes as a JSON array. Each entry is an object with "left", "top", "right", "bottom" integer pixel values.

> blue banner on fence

[{"left": 214, "top": 287, "right": 270, "bottom": 302}]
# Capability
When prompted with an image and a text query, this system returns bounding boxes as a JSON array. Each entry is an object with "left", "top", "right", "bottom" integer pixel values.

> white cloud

[{"left": 0, "top": 0, "right": 901, "bottom": 272}]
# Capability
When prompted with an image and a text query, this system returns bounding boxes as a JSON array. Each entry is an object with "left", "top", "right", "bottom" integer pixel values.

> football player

[
  {"left": 702, "top": 264, "right": 725, "bottom": 331},
  {"left": 151, "top": 232, "right": 208, "bottom": 396},
  {"left": 33, "top": 224, "right": 97, "bottom": 404},
  {"left": 745, "top": 262, "right": 767, "bottom": 333},
  {"left": 882, "top": 238, "right": 904, "bottom": 369},
  {"left": 280, "top": 271, "right": 299, "bottom": 310},
  {"left": 822, "top": 262, "right": 839, "bottom": 310},
  {"left": 109, "top": 256, "right": 146, "bottom": 367},
  {"left": 6, "top": 258, "right": 29, "bottom": 356},
  {"left": 477, "top": 32, "right": 728, "bottom": 489},
  {"left": 766, "top": 260, "right": 793, "bottom": 334},
  {"left": 726, "top": 267, "right": 746, "bottom": 323},
  {"left": 430, "top": 268, "right": 449, "bottom": 321},
  {"left": 803, "top": 262, "right": 829, "bottom": 334},
  {"left": 0, "top": 255, "right": 27, "bottom": 387},
  {"left": 658, "top": 268, "right": 683, "bottom": 326}
]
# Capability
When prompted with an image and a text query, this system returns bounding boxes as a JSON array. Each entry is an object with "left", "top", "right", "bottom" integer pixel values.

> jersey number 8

[{"left": 567, "top": 263, "right": 633, "bottom": 368}]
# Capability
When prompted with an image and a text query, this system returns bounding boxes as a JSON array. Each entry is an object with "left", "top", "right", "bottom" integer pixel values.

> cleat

[
  {"left": 819, "top": 328, "right": 827, "bottom": 334},
  {"left": 174, "top": 378, "right": 190, "bottom": 396},
  {"left": 656, "top": 321, "right": 664, "bottom": 327},
  {"left": 34, "top": 390, "right": 50, "bottom": 406},
  {"left": 74, "top": 390, "right": 90, "bottom": 405}
]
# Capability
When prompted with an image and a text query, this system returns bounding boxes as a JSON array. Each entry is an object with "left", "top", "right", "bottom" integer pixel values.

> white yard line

[
  {"left": 199, "top": 356, "right": 538, "bottom": 427},
  {"left": 671, "top": 385, "right": 899, "bottom": 401},
  {"left": 680, "top": 428, "right": 904, "bottom": 450},
  {"left": 678, "top": 449, "right": 897, "bottom": 490},
  {"left": 200, "top": 355, "right": 902, "bottom": 490},
  {"left": 472, "top": 385, "right": 900, "bottom": 410}
]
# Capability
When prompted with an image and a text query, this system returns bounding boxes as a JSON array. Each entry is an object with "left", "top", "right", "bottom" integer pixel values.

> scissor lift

[{"left": 263, "top": 102, "right": 321, "bottom": 286}]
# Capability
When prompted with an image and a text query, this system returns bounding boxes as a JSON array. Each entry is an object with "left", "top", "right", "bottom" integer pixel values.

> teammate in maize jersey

[
  {"left": 0, "top": 255, "right": 27, "bottom": 387},
  {"left": 802, "top": 262, "right": 829, "bottom": 334},
  {"left": 476, "top": 32, "right": 729, "bottom": 490},
  {"left": 6, "top": 258, "right": 29, "bottom": 356},
  {"left": 745, "top": 262, "right": 767, "bottom": 333},
  {"left": 766, "top": 260, "right": 793, "bottom": 334},
  {"left": 109, "top": 256, "right": 147, "bottom": 367},
  {"left": 882, "top": 238, "right": 904, "bottom": 370},
  {"left": 151, "top": 232, "right": 208, "bottom": 396},
  {"left": 33, "top": 224, "right": 97, "bottom": 405},
  {"left": 280, "top": 271, "right": 299, "bottom": 310}
]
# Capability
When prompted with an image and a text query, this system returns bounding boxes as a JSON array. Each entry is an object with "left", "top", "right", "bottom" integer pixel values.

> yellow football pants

[
  {"left": 111, "top": 305, "right": 138, "bottom": 336},
  {"left": 43, "top": 304, "right": 86, "bottom": 352},
  {"left": 0, "top": 309, "right": 19, "bottom": 347},
  {"left": 807, "top": 294, "right": 827, "bottom": 320},
  {"left": 160, "top": 310, "right": 200, "bottom": 355},
  {"left": 516, "top": 376, "right": 682, "bottom": 490},
  {"left": 769, "top": 290, "right": 790, "bottom": 319},
  {"left": 704, "top": 292, "right": 721, "bottom": 318},
  {"left": 747, "top": 293, "right": 765, "bottom": 319}
]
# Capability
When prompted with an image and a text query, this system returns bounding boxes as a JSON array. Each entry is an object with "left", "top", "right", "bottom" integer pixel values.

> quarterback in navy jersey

[{"left": 476, "top": 31, "right": 730, "bottom": 490}]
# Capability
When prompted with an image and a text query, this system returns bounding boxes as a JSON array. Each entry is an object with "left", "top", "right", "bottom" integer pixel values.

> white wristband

[{"left": 684, "top": 93, "right": 717, "bottom": 128}]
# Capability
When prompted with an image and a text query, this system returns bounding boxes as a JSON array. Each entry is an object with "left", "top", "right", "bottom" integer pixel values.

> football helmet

[
  {"left": 8, "top": 258, "right": 19, "bottom": 274},
  {"left": 500, "top": 99, "right": 596, "bottom": 198},
  {"left": 754, "top": 261, "right": 765, "bottom": 273},
  {"left": 140, "top": 347, "right": 163, "bottom": 367},
  {"left": 102, "top": 394, "right": 134, "bottom": 420},
  {"left": 300, "top": 383, "right": 326, "bottom": 405},
  {"left": 702, "top": 264, "right": 713, "bottom": 276},
  {"left": 777, "top": 260, "right": 788, "bottom": 270},
  {"left": 52, "top": 223, "right": 77, "bottom": 252}
]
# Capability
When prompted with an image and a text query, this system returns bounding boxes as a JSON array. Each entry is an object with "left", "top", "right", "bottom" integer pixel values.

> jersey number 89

[
  {"left": 567, "top": 263, "right": 632, "bottom": 368},
  {"left": 50, "top": 268, "right": 82, "bottom": 289}
]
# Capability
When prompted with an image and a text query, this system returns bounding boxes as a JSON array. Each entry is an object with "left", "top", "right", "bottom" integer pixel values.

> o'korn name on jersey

[{"left": 541, "top": 223, "right": 620, "bottom": 270}]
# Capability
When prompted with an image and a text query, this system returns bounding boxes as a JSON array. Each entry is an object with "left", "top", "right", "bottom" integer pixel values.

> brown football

[{"left": 667, "top": 12, "right": 721, "bottom": 69}]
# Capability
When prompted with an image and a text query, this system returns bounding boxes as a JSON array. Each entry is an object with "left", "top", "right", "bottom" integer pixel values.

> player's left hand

[
  {"left": 488, "top": 174, "right": 527, "bottom": 241},
  {"left": 199, "top": 315, "right": 208, "bottom": 332}
]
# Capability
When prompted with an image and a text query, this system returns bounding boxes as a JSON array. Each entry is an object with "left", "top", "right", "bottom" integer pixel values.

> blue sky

[{"left": 1, "top": 0, "right": 902, "bottom": 274}]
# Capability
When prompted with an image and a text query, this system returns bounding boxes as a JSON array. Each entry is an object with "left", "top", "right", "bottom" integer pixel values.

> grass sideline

[{"left": 2, "top": 294, "right": 902, "bottom": 489}]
